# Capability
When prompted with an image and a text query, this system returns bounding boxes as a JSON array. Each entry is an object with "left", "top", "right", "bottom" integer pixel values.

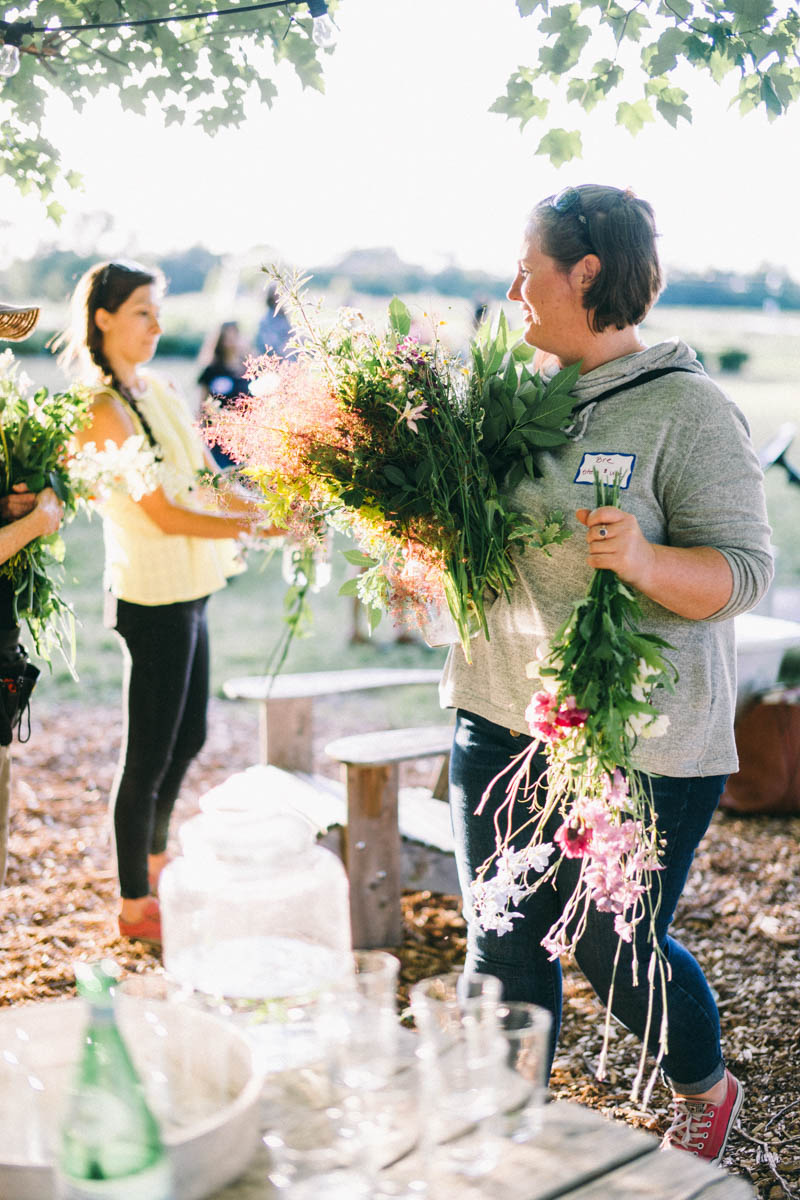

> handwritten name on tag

[{"left": 574, "top": 452, "right": 636, "bottom": 489}]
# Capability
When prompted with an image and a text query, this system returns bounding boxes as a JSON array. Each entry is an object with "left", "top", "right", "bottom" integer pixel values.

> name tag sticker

[{"left": 574, "top": 452, "right": 636, "bottom": 488}]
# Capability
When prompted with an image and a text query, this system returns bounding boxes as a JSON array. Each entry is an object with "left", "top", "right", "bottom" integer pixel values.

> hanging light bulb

[
  {"left": 0, "top": 20, "right": 32, "bottom": 78},
  {"left": 306, "top": 0, "right": 337, "bottom": 48},
  {"left": 0, "top": 42, "right": 21, "bottom": 78}
]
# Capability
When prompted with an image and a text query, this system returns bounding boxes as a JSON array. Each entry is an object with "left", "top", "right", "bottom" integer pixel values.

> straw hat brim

[{"left": 0, "top": 304, "right": 41, "bottom": 342}]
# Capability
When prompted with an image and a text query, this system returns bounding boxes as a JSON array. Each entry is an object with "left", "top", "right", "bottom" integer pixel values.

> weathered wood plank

[
  {"left": 344, "top": 761, "right": 403, "bottom": 948},
  {"left": 223, "top": 667, "right": 442, "bottom": 703},
  {"left": 224, "top": 668, "right": 442, "bottom": 766},
  {"left": 561, "top": 1143, "right": 755, "bottom": 1198},
  {"left": 384, "top": 1101, "right": 657, "bottom": 1198},
  {"left": 262, "top": 696, "right": 313, "bottom": 770},
  {"left": 212, "top": 1099, "right": 755, "bottom": 1200},
  {"left": 325, "top": 724, "right": 453, "bottom": 766}
]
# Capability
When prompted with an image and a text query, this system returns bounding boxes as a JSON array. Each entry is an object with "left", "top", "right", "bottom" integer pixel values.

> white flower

[
  {"left": 640, "top": 713, "right": 670, "bottom": 739},
  {"left": 523, "top": 841, "right": 556, "bottom": 873},
  {"left": 625, "top": 710, "right": 670, "bottom": 740},
  {"left": 70, "top": 435, "right": 160, "bottom": 503},
  {"left": 0, "top": 349, "right": 34, "bottom": 399},
  {"left": 527, "top": 643, "right": 563, "bottom": 694},
  {"left": 248, "top": 373, "right": 281, "bottom": 397}
]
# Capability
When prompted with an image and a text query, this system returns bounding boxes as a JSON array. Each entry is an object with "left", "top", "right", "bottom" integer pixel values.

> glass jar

[{"left": 160, "top": 807, "right": 352, "bottom": 1007}]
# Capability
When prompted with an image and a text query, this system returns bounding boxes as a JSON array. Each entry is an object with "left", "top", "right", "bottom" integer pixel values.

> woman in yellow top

[{"left": 62, "top": 260, "right": 274, "bottom": 945}]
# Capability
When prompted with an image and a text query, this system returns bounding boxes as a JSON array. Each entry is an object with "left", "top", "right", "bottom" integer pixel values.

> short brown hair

[{"left": 530, "top": 185, "right": 662, "bottom": 333}]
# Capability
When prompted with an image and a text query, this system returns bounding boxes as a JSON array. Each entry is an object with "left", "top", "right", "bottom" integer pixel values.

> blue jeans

[{"left": 449, "top": 709, "right": 726, "bottom": 1093}]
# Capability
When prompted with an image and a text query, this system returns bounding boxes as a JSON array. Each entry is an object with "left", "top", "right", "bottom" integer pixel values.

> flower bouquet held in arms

[
  {"left": 471, "top": 472, "right": 678, "bottom": 1104},
  {"left": 0, "top": 350, "right": 92, "bottom": 667},
  {"left": 204, "top": 270, "right": 580, "bottom": 662}
]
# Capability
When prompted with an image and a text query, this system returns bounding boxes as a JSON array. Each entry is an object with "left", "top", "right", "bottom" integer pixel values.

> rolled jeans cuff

[{"left": 665, "top": 1060, "right": 726, "bottom": 1095}]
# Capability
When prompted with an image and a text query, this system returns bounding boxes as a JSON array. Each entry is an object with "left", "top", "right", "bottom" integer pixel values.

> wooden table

[{"left": 212, "top": 1097, "right": 755, "bottom": 1199}]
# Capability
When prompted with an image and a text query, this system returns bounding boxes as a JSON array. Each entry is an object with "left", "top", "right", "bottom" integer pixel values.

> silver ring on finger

[{"left": 598, "top": 526, "right": 608, "bottom": 538}]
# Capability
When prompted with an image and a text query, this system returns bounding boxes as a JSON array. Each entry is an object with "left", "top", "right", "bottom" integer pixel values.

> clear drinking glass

[
  {"left": 487, "top": 1000, "right": 552, "bottom": 1143},
  {"left": 261, "top": 1063, "right": 374, "bottom": 1199},
  {"left": 409, "top": 969, "right": 502, "bottom": 1043},
  {"left": 352, "top": 949, "right": 401, "bottom": 1008},
  {"left": 319, "top": 952, "right": 418, "bottom": 1177},
  {"left": 415, "top": 1009, "right": 506, "bottom": 1186}
]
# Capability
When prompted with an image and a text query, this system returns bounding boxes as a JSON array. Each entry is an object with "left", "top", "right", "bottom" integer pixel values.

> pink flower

[
  {"left": 602, "top": 768, "right": 629, "bottom": 807},
  {"left": 525, "top": 691, "right": 567, "bottom": 741},
  {"left": 554, "top": 699, "right": 589, "bottom": 729},
  {"left": 554, "top": 820, "right": 593, "bottom": 858},
  {"left": 396, "top": 335, "right": 424, "bottom": 363},
  {"left": 392, "top": 399, "right": 429, "bottom": 433}
]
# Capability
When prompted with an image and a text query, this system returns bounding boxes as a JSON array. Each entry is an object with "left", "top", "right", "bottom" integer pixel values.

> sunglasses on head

[{"left": 549, "top": 188, "right": 596, "bottom": 251}]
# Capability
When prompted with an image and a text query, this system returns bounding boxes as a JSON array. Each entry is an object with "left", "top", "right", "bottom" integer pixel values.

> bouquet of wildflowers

[
  {"left": 471, "top": 474, "right": 678, "bottom": 1102},
  {"left": 204, "top": 272, "right": 580, "bottom": 661},
  {"left": 69, "top": 435, "right": 162, "bottom": 504},
  {"left": 0, "top": 350, "right": 93, "bottom": 665}
]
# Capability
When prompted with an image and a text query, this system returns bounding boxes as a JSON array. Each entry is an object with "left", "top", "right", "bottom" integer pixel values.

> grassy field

[{"left": 16, "top": 299, "right": 800, "bottom": 703}]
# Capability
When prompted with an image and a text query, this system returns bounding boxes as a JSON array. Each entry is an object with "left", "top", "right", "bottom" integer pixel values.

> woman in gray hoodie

[{"left": 441, "top": 185, "right": 773, "bottom": 1164}]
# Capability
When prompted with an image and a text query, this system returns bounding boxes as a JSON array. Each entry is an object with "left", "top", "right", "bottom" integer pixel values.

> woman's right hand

[{"left": 32, "top": 488, "right": 65, "bottom": 536}]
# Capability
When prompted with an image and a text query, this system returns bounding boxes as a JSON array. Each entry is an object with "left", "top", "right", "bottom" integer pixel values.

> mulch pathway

[{"left": 1, "top": 699, "right": 798, "bottom": 1199}]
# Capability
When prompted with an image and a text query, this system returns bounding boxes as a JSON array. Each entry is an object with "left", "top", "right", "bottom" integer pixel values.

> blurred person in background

[
  {"left": 197, "top": 320, "right": 250, "bottom": 470},
  {"left": 255, "top": 283, "right": 291, "bottom": 357},
  {"left": 0, "top": 303, "right": 65, "bottom": 887}
]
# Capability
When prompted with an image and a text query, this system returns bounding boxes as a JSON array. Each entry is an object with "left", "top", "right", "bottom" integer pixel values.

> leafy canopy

[
  {"left": 493, "top": 0, "right": 800, "bottom": 164},
  {"left": 1, "top": 0, "right": 796, "bottom": 203},
  {"left": 0, "top": 1, "right": 336, "bottom": 215}
]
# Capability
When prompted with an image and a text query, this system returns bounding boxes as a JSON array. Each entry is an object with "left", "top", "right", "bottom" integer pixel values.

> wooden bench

[
  {"left": 222, "top": 667, "right": 443, "bottom": 769},
  {"left": 324, "top": 725, "right": 455, "bottom": 948}
]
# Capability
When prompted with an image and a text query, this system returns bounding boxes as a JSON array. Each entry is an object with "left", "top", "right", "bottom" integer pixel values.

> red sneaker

[
  {"left": 661, "top": 1070, "right": 744, "bottom": 1164},
  {"left": 118, "top": 898, "right": 162, "bottom": 947}
]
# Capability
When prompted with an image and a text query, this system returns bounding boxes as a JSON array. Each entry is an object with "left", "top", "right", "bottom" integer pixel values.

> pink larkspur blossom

[{"left": 602, "top": 768, "right": 629, "bottom": 808}]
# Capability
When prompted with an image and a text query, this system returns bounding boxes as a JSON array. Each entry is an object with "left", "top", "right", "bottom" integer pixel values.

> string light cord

[
  {"left": 0, "top": 0, "right": 336, "bottom": 77},
  {"left": 1, "top": 1, "right": 330, "bottom": 39}
]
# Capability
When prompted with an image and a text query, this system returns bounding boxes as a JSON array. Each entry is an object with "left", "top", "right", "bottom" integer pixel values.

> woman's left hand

[{"left": 576, "top": 506, "right": 656, "bottom": 590}]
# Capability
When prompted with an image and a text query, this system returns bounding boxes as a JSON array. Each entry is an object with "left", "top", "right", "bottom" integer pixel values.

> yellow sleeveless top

[{"left": 98, "top": 371, "right": 244, "bottom": 605}]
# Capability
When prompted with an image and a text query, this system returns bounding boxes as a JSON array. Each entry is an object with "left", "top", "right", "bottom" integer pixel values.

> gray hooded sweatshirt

[{"left": 440, "top": 338, "right": 774, "bottom": 778}]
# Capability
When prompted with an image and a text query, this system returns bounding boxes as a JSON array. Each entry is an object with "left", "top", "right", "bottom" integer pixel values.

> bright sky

[{"left": 2, "top": 0, "right": 799, "bottom": 279}]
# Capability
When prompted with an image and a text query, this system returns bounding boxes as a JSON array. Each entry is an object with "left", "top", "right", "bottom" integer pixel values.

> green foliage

[
  {"left": 717, "top": 347, "right": 750, "bottom": 372},
  {"left": 494, "top": 0, "right": 800, "bottom": 163},
  {"left": 0, "top": 1, "right": 338, "bottom": 204},
  {"left": 0, "top": 351, "right": 91, "bottom": 665}
]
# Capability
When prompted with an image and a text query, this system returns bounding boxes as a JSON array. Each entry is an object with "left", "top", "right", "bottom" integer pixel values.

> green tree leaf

[
  {"left": 535, "top": 127, "right": 583, "bottom": 165},
  {"left": 616, "top": 98, "right": 656, "bottom": 134}
]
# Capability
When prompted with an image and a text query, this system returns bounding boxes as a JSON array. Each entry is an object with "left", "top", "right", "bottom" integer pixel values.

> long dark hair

[{"left": 59, "top": 259, "right": 165, "bottom": 449}]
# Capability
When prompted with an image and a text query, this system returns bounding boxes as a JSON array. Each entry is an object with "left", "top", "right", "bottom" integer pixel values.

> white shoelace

[{"left": 663, "top": 1099, "right": 712, "bottom": 1150}]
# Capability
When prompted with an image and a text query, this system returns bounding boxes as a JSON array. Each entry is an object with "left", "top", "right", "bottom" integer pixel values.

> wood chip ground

[{"left": 1, "top": 699, "right": 798, "bottom": 1199}]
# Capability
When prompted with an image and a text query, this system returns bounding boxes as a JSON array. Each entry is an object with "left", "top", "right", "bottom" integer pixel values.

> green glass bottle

[{"left": 58, "top": 961, "right": 174, "bottom": 1199}]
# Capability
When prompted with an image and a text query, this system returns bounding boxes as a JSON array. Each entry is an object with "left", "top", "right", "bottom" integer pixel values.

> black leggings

[{"left": 111, "top": 595, "right": 210, "bottom": 899}]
